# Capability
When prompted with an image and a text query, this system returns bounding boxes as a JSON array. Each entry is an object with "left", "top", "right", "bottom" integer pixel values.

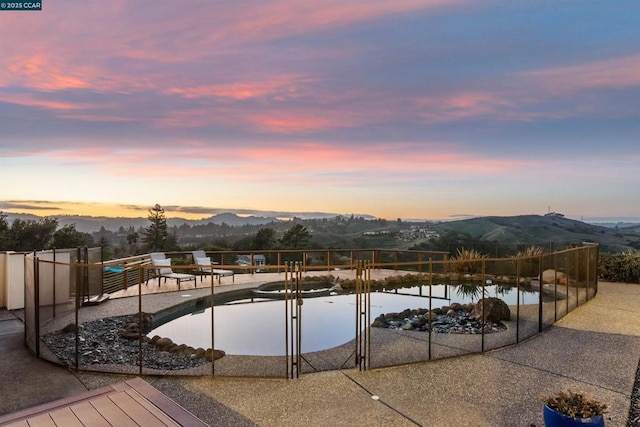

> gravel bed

[{"left": 41, "top": 315, "right": 209, "bottom": 371}]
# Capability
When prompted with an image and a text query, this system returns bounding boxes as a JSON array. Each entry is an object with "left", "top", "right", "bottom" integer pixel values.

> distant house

[{"left": 236, "top": 254, "right": 266, "bottom": 272}]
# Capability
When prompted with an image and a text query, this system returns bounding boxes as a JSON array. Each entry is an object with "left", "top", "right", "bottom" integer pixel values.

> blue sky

[{"left": 0, "top": 0, "right": 638, "bottom": 220}]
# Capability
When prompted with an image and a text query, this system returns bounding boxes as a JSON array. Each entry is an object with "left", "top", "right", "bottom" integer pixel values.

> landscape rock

[
  {"left": 469, "top": 297, "right": 510, "bottom": 322},
  {"left": 155, "top": 337, "right": 173, "bottom": 350},
  {"left": 61, "top": 323, "right": 80, "bottom": 334},
  {"left": 541, "top": 269, "right": 568, "bottom": 285}
]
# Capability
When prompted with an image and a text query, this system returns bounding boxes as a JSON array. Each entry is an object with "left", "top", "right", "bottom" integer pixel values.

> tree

[
  {"left": 7, "top": 217, "right": 58, "bottom": 251},
  {"left": 280, "top": 224, "right": 311, "bottom": 249},
  {"left": 126, "top": 231, "right": 139, "bottom": 254},
  {"left": 142, "top": 204, "right": 168, "bottom": 251},
  {"left": 52, "top": 224, "right": 94, "bottom": 248},
  {"left": 252, "top": 228, "right": 276, "bottom": 250},
  {"left": 0, "top": 212, "right": 10, "bottom": 250}
]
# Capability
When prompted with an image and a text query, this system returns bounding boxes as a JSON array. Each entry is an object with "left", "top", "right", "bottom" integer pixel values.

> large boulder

[
  {"left": 541, "top": 269, "right": 568, "bottom": 285},
  {"left": 470, "top": 298, "right": 510, "bottom": 323}
]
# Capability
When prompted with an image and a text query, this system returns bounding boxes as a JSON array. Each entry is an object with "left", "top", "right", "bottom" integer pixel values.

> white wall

[
  {"left": 4, "top": 252, "right": 26, "bottom": 310},
  {"left": 0, "top": 251, "right": 71, "bottom": 310}
]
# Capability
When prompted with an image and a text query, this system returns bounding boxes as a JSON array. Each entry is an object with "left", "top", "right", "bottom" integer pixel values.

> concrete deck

[{"left": 1, "top": 280, "right": 639, "bottom": 426}]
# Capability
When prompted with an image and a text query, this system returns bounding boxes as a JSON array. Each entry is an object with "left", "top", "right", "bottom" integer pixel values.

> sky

[{"left": 0, "top": 1, "right": 638, "bottom": 221}]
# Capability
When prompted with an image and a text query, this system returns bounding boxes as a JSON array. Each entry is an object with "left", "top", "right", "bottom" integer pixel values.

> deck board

[
  {"left": 108, "top": 391, "right": 167, "bottom": 427},
  {"left": 69, "top": 401, "right": 110, "bottom": 427},
  {"left": 90, "top": 394, "right": 137, "bottom": 427},
  {"left": 47, "top": 407, "right": 83, "bottom": 427},
  {"left": 18, "top": 413, "right": 55, "bottom": 427},
  {"left": 123, "top": 389, "right": 180, "bottom": 426},
  {"left": 0, "top": 377, "right": 208, "bottom": 427}
]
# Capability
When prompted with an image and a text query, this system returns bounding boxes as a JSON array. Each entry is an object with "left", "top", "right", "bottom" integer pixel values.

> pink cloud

[
  {"left": 1, "top": 92, "right": 82, "bottom": 111},
  {"left": 4, "top": 54, "right": 94, "bottom": 91},
  {"left": 246, "top": 113, "right": 337, "bottom": 133},
  {"left": 164, "top": 75, "right": 309, "bottom": 101},
  {"left": 522, "top": 54, "right": 640, "bottom": 93},
  {"left": 412, "top": 92, "right": 515, "bottom": 123}
]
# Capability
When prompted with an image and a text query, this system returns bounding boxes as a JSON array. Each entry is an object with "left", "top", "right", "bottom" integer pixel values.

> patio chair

[
  {"left": 150, "top": 254, "right": 197, "bottom": 290},
  {"left": 191, "top": 250, "right": 235, "bottom": 284}
]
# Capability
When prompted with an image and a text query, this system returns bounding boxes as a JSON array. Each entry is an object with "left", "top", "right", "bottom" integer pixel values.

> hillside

[
  {"left": 3, "top": 211, "right": 638, "bottom": 254},
  {"left": 430, "top": 215, "right": 638, "bottom": 253}
]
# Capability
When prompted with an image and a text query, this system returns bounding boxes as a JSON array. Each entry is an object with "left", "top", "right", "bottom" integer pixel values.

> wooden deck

[{"left": 0, "top": 378, "right": 207, "bottom": 427}]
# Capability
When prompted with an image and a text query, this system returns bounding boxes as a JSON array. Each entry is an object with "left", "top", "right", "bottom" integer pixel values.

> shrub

[{"left": 599, "top": 252, "right": 640, "bottom": 283}]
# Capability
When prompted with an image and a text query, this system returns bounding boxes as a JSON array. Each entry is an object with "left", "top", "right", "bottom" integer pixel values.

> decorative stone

[
  {"left": 541, "top": 269, "right": 568, "bottom": 285},
  {"left": 155, "top": 337, "right": 173, "bottom": 350},
  {"left": 371, "top": 315, "right": 389, "bottom": 328},
  {"left": 61, "top": 323, "right": 80, "bottom": 334},
  {"left": 424, "top": 312, "right": 438, "bottom": 322},
  {"left": 470, "top": 298, "right": 511, "bottom": 322},
  {"left": 205, "top": 348, "right": 226, "bottom": 361}
]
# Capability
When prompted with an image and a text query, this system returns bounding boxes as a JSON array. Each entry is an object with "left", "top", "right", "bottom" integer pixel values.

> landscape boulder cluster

[{"left": 372, "top": 297, "right": 510, "bottom": 334}]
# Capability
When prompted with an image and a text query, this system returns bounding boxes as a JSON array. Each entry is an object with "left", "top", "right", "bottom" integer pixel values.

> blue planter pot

[{"left": 543, "top": 405, "right": 605, "bottom": 426}]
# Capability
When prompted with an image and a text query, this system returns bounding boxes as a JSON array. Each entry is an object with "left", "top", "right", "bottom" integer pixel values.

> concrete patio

[{"left": 1, "top": 280, "right": 638, "bottom": 426}]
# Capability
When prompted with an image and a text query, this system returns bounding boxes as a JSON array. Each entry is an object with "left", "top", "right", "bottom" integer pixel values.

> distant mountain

[
  {"left": 3, "top": 212, "right": 284, "bottom": 233},
  {"left": 185, "top": 212, "right": 279, "bottom": 227}
]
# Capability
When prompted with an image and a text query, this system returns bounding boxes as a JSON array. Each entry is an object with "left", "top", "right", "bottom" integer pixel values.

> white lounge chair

[
  {"left": 192, "top": 250, "right": 234, "bottom": 284},
  {"left": 150, "top": 253, "right": 197, "bottom": 290}
]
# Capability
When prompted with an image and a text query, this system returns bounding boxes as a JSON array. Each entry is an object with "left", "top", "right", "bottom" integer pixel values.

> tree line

[
  {"left": 0, "top": 213, "right": 93, "bottom": 251},
  {"left": 0, "top": 204, "right": 312, "bottom": 258}
]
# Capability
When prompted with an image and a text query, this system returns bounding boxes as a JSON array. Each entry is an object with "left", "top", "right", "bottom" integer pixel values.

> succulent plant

[
  {"left": 451, "top": 248, "right": 488, "bottom": 274},
  {"left": 541, "top": 390, "right": 607, "bottom": 419}
]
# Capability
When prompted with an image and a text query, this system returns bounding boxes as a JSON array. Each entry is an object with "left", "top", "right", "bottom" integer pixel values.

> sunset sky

[{"left": 1, "top": 1, "right": 638, "bottom": 221}]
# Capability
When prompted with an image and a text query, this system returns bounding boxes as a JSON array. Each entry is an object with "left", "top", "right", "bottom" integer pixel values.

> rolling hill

[{"left": 429, "top": 215, "right": 638, "bottom": 253}]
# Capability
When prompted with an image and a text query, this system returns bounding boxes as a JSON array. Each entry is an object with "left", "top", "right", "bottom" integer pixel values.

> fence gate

[
  {"left": 355, "top": 260, "right": 371, "bottom": 371},
  {"left": 284, "top": 260, "right": 372, "bottom": 377},
  {"left": 285, "top": 262, "right": 303, "bottom": 378}
]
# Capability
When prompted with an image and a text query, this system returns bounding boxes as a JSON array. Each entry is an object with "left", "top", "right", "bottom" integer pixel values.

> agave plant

[
  {"left": 515, "top": 246, "right": 545, "bottom": 277},
  {"left": 517, "top": 246, "right": 545, "bottom": 258},
  {"left": 451, "top": 248, "right": 487, "bottom": 274},
  {"left": 454, "top": 282, "right": 484, "bottom": 301}
]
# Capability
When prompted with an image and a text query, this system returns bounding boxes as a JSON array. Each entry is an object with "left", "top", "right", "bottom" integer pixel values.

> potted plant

[{"left": 541, "top": 390, "right": 607, "bottom": 426}]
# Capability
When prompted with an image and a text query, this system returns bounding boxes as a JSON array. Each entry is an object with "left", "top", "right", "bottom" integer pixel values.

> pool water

[{"left": 148, "top": 284, "right": 552, "bottom": 356}]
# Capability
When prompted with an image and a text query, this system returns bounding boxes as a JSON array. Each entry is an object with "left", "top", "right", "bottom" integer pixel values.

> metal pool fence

[{"left": 24, "top": 244, "right": 598, "bottom": 378}]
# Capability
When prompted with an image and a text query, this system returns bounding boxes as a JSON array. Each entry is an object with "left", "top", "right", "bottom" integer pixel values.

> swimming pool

[{"left": 148, "top": 283, "right": 555, "bottom": 356}]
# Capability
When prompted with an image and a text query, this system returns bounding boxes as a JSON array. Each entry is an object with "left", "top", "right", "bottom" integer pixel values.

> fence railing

[{"left": 24, "top": 244, "right": 598, "bottom": 378}]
